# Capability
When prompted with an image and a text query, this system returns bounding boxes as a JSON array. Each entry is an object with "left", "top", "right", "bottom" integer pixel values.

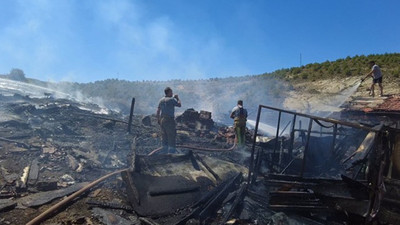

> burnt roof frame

[{"left": 248, "top": 104, "right": 384, "bottom": 184}]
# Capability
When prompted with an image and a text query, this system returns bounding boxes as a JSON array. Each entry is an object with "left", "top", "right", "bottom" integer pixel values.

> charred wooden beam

[
  {"left": 269, "top": 191, "right": 315, "bottom": 197},
  {"left": 221, "top": 182, "right": 248, "bottom": 224},
  {"left": 86, "top": 199, "right": 133, "bottom": 211},
  {"left": 193, "top": 153, "right": 221, "bottom": 181},
  {"left": 257, "top": 104, "right": 382, "bottom": 132},
  {"left": 293, "top": 128, "right": 346, "bottom": 136},
  {"left": 270, "top": 199, "right": 321, "bottom": 206},
  {"left": 175, "top": 173, "right": 242, "bottom": 225},
  {"left": 246, "top": 191, "right": 270, "bottom": 209},
  {"left": 342, "top": 130, "right": 377, "bottom": 166},
  {"left": 26, "top": 169, "right": 126, "bottom": 225},
  {"left": 128, "top": 137, "right": 137, "bottom": 172},
  {"left": 120, "top": 171, "right": 140, "bottom": 206},
  {"left": 269, "top": 205, "right": 329, "bottom": 211},
  {"left": 127, "top": 97, "right": 135, "bottom": 133},
  {"left": 300, "top": 118, "right": 313, "bottom": 177},
  {"left": 248, "top": 105, "right": 262, "bottom": 184},
  {"left": 198, "top": 173, "right": 242, "bottom": 222},
  {"left": 266, "top": 174, "right": 344, "bottom": 183},
  {"left": 27, "top": 159, "right": 39, "bottom": 186}
]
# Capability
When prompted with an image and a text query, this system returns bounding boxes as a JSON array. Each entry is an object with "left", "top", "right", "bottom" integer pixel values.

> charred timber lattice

[{"left": 248, "top": 104, "right": 384, "bottom": 184}]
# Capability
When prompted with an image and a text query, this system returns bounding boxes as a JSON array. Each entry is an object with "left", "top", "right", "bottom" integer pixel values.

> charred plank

[
  {"left": 18, "top": 182, "right": 89, "bottom": 207},
  {"left": 28, "top": 159, "right": 39, "bottom": 186},
  {"left": 86, "top": 199, "right": 133, "bottom": 211}
]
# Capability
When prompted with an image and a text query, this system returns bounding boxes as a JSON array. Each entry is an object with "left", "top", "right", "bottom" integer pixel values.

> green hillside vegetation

[{"left": 263, "top": 53, "right": 400, "bottom": 82}]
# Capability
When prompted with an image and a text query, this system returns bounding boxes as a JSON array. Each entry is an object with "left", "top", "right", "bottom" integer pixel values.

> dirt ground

[{"left": 283, "top": 76, "right": 400, "bottom": 114}]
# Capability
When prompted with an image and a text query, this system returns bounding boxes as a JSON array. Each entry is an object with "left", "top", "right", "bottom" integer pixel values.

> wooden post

[{"left": 127, "top": 98, "right": 135, "bottom": 133}]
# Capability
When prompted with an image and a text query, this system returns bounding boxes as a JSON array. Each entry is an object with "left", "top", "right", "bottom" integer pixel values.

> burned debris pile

[
  {"left": 245, "top": 104, "right": 400, "bottom": 224},
  {"left": 1, "top": 89, "right": 400, "bottom": 224},
  {"left": 0, "top": 93, "right": 253, "bottom": 224}
]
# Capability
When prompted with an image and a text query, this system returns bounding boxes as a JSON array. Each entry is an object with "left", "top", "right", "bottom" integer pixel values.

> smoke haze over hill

[{"left": 2, "top": 53, "right": 399, "bottom": 126}]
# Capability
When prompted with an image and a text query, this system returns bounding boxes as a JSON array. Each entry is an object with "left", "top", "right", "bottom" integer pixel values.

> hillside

[
  {"left": 269, "top": 53, "right": 400, "bottom": 81},
  {"left": 278, "top": 53, "right": 400, "bottom": 114},
  {"left": 2, "top": 53, "right": 399, "bottom": 122},
  {"left": 74, "top": 52, "right": 400, "bottom": 119}
]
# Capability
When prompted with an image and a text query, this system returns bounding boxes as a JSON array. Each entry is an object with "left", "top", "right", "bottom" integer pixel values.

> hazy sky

[{"left": 0, "top": 0, "right": 399, "bottom": 83}]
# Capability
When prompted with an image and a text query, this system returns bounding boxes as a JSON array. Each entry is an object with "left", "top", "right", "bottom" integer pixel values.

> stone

[{"left": 141, "top": 115, "right": 152, "bottom": 126}]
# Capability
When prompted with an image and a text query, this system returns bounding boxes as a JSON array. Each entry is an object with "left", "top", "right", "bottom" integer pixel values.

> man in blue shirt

[
  {"left": 362, "top": 61, "right": 383, "bottom": 97},
  {"left": 230, "top": 100, "right": 248, "bottom": 146},
  {"left": 157, "top": 87, "right": 181, "bottom": 154}
]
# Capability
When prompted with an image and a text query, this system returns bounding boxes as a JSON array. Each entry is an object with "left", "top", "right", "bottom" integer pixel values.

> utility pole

[{"left": 300, "top": 53, "right": 302, "bottom": 67}]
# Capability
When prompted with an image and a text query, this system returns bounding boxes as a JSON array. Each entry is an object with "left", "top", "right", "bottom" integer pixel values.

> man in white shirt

[{"left": 362, "top": 61, "right": 383, "bottom": 97}]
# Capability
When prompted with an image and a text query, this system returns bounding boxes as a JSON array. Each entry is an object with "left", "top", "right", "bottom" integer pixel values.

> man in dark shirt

[{"left": 157, "top": 87, "right": 181, "bottom": 154}]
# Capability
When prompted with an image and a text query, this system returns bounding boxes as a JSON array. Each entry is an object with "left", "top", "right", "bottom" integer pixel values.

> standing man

[
  {"left": 362, "top": 61, "right": 383, "bottom": 97},
  {"left": 230, "top": 100, "right": 248, "bottom": 146},
  {"left": 157, "top": 87, "right": 181, "bottom": 154}
]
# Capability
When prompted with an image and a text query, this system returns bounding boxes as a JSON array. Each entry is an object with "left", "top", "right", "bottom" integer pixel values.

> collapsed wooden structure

[{"left": 1, "top": 85, "right": 400, "bottom": 224}]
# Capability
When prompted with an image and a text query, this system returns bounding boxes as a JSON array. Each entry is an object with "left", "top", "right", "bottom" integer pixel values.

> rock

[{"left": 142, "top": 115, "right": 152, "bottom": 126}]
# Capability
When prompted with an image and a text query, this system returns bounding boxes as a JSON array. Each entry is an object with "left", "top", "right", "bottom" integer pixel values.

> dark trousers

[{"left": 160, "top": 116, "right": 176, "bottom": 153}]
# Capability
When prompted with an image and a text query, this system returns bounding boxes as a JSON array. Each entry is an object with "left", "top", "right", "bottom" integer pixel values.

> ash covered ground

[
  {"left": 0, "top": 79, "right": 255, "bottom": 224},
  {"left": 2, "top": 77, "right": 400, "bottom": 225}
]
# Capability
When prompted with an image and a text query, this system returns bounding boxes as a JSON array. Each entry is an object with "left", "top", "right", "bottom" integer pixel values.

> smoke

[
  {"left": 282, "top": 77, "right": 363, "bottom": 119},
  {"left": 246, "top": 78, "right": 362, "bottom": 138},
  {"left": 319, "top": 80, "right": 362, "bottom": 117},
  {"left": 0, "top": 77, "right": 69, "bottom": 99},
  {"left": 174, "top": 76, "right": 290, "bottom": 125},
  {"left": 247, "top": 119, "right": 290, "bottom": 137}
]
